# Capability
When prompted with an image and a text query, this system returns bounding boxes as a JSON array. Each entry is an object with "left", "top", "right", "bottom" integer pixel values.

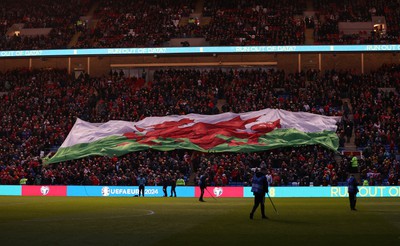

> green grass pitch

[{"left": 0, "top": 197, "right": 399, "bottom": 246}]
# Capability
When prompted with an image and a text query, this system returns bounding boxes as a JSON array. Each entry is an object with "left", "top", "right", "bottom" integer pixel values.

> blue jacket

[
  {"left": 137, "top": 177, "right": 146, "bottom": 186},
  {"left": 347, "top": 176, "right": 359, "bottom": 193},
  {"left": 251, "top": 172, "right": 268, "bottom": 194},
  {"left": 199, "top": 175, "right": 207, "bottom": 188}
]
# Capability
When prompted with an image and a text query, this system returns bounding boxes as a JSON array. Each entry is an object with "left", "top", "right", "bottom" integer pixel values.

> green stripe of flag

[{"left": 46, "top": 129, "right": 338, "bottom": 164}]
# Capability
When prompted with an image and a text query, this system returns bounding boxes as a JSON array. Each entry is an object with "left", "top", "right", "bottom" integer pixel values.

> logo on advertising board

[
  {"left": 195, "top": 186, "right": 243, "bottom": 198},
  {"left": 101, "top": 186, "right": 110, "bottom": 197},
  {"left": 22, "top": 185, "right": 67, "bottom": 196},
  {"left": 40, "top": 186, "right": 50, "bottom": 196},
  {"left": 213, "top": 187, "right": 223, "bottom": 197},
  {"left": 99, "top": 186, "right": 141, "bottom": 197}
]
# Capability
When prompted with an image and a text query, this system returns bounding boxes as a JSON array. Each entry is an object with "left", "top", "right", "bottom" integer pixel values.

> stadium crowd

[
  {"left": 74, "top": 0, "right": 197, "bottom": 48},
  {"left": 201, "top": 0, "right": 306, "bottom": 46},
  {"left": 0, "top": 0, "right": 93, "bottom": 50},
  {"left": 1, "top": 0, "right": 400, "bottom": 49},
  {"left": 313, "top": 0, "right": 400, "bottom": 44},
  {"left": 1, "top": 65, "right": 399, "bottom": 186}
]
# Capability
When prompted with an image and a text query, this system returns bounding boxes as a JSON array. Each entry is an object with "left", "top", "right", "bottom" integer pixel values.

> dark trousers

[
  {"left": 170, "top": 186, "right": 176, "bottom": 197},
  {"left": 163, "top": 186, "right": 168, "bottom": 197},
  {"left": 251, "top": 192, "right": 266, "bottom": 216},
  {"left": 139, "top": 185, "right": 144, "bottom": 197},
  {"left": 349, "top": 192, "right": 357, "bottom": 210},
  {"left": 199, "top": 186, "right": 205, "bottom": 201}
]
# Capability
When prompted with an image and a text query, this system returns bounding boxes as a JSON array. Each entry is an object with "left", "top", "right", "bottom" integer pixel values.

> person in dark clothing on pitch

[
  {"left": 199, "top": 173, "right": 208, "bottom": 202},
  {"left": 250, "top": 168, "right": 268, "bottom": 219},
  {"left": 170, "top": 175, "right": 177, "bottom": 197},
  {"left": 137, "top": 174, "right": 146, "bottom": 197},
  {"left": 347, "top": 174, "right": 359, "bottom": 211},
  {"left": 162, "top": 175, "right": 169, "bottom": 197}
]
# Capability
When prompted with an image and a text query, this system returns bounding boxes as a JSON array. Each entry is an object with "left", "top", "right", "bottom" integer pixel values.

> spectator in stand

[{"left": 176, "top": 175, "right": 185, "bottom": 186}]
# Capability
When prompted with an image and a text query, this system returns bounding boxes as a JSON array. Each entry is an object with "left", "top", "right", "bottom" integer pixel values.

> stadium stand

[
  {"left": 312, "top": 0, "right": 400, "bottom": 44},
  {"left": 1, "top": 65, "right": 399, "bottom": 186},
  {"left": 0, "top": 0, "right": 93, "bottom": 50},
  {"left": 0, "top": 0, "right": 399, "bottom": 187},
  {"left": 1, "top": 0, "right": 400, "bottom": 48}
]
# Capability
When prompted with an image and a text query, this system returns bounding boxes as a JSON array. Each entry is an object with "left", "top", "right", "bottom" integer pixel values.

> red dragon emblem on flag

[{"left": 122, "top": 116, "right": 281, "bottom": 150}]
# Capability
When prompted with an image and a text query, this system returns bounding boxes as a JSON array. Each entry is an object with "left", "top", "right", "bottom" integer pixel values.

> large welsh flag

[{"left": 46, "top": 109, "right": 341, "bottom": 164}]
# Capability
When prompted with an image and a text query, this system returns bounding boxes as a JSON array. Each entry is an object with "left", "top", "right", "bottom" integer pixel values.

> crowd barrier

[{"left": 1, "top": 185, "right": 399, "bottom": 198}]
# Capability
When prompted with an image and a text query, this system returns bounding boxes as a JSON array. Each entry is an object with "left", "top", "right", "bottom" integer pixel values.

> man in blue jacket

[
  {"left": 250, "top": 168, "right": 269, "bottom": 219},
  {"left": 347, "top": 174, "right": 359, "bottom": 211}
]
